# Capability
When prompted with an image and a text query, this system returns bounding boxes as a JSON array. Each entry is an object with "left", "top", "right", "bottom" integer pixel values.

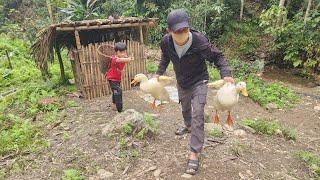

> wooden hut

[{"left": 31, "top": 17, "right": 156, "bottom": 99}]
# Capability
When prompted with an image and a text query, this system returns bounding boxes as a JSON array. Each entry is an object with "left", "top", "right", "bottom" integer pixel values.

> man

[{"left": 155, "top": 9, "right": 234, "bottom": 175}]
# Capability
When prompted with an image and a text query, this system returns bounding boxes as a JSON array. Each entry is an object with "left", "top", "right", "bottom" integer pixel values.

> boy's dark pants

[
  {"left": 108, "top": 80, "right": 123, "bottom": 112},
  {"left": 177, "top": 81, "right": 208, "bottom": 153}
]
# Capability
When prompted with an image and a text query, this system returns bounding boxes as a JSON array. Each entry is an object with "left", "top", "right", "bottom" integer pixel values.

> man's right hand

[{"left": 154, "top": 74, "right": 160, "bottom": 81}]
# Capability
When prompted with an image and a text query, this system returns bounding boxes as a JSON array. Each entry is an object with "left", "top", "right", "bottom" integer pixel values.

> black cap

[{"left": 167, "top": 9, "right": 190, "bottom": 32}]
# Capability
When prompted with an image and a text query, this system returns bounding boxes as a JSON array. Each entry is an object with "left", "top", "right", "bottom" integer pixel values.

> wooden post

[
  {"left": 139, "top": 25, "right": 144, "bottom": 44},
  {"left": 46, "top": 0, "right": 55, "bottom": 23},
  {"left": 5, "top": 50, "right": 13, "bottom": 69},
  {"left": 74, "top": 30, "right": 86, "bottom": 98},
  {"left": 55, "top": 46, "right": 67, "bottom": 84}
]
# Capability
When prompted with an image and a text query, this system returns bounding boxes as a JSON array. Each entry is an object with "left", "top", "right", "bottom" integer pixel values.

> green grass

[
  {"left": 246, "top": 75, "right": 298, "bottom": 109},
  {"left": 241, "top": 118, "right": 280, "bottom": 135},
  {"left": 241, "top": 118, "right": 297, "bottom": 141},
  {"left": 296, "top": 151, "right": 320, "bottom": 178},
  {"left": 0, "top": 114, "right": 46, "bottom": 156},
  {"left": 0, "top": 34, "right": 75, "bottom": 160},
  {"left": 229, "top": 141, "right": 245, "bottom": 157},
  {"left": 122, "top": 122, "right": 133, "bottom": 135},
  {"left": 209, "top": 128, "right": 224, "bottom": 138},
  {"left": 135, "top": 113, "right": 159, "bottom": 140},
  {"left": 62, "top": 169, "right": 84, "bottom": 180}
]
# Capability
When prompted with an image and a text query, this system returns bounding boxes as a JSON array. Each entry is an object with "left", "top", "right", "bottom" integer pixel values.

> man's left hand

[{"left": 223, "top": 77, "right": 235, "bottom": 83}]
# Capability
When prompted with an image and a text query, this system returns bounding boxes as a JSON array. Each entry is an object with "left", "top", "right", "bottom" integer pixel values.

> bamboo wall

[{"left": 72, "top": 41, "right": 145, "bottom": 99}]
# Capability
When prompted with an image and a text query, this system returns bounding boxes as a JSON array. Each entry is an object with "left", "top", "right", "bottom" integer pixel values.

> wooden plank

[
  {"left": 56, "top": 22, "right": 152, "bottom": 31},
  {"left": 139, "top": 26, "right": 144, "bottom": 44}
]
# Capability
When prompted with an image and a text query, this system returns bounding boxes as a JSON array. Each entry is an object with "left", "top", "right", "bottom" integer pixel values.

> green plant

[
  {"left": 0, "top": 114, "right": 45, "bottom": 156},
  {"left": 119, "top": 136, "right": 127, "bottom": 150},
  {"left": 241, "top": 118, "right": 280, "bottom": 135},
  {"left": 144, "top": 112, "right": 158, "bottom": 133},
  {"left": 209, "top": 128, "right": 224, "bottom": 138},
  {"left": 207, "top": 64, "right": 221, "bottom": 81},
  {"left": 146, "top": 59, "right": 158, "bottom": 73},
  {"left": 60, "top": 0, "right": 104, "bottom": 21},
  {"left": 66, "top": 100, "right": 78, "bottom": 107},
  {"left": 136, "top": 128, "right": 147, "bottom": 140},
  {"left": 296, "top": 151, "right": 320, "bottom": 178},
  {"left": 62, "top": 169, "right": 84, "bottom": 180},
  {"left": 246, "top": 75, "right": 298, "bottom": 108},
  {"left": 230, "top": 141, "right": 245, "bottom": 157},
  {"left": 260, "top": 6, "right": 320, "bottom": 74},
  {"left": 122, "top": 123, "right": 133, "bottom": 135},
  {"left": 63, "top": 132, "right": 71, "bottom": 142},
  {"left": 282, "top": 127, "right": 297, "bottom": 141}
]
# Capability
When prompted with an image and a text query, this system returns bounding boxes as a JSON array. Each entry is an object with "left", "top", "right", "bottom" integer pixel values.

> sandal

[
  {"left": 185, "top": 159, "right": 199, "bottom": 175},
  {"left": 175, "top": 126, "right": 191, "bottom": 135}
]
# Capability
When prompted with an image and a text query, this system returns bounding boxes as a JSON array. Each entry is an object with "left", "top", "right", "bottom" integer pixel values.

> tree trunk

[
  {"left": 279, "top": 0, "right": 286, "bottom": 7},
  {"left": 55, "top": 46, "right": 68, "bottom": 84},
  {"left": 46, "top": 0, "right": 55, "bottom": 23},
  {"left": 304, "top": 0, "right": 312, "bottom": 24},
  {"left": 240, "top": 0, "right": 244, "bottom": 20}
]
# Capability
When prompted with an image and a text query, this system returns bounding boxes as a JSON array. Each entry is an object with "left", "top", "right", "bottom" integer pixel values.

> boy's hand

[{"left": 223, "top": 76, "right": 235, "bottom": 83}]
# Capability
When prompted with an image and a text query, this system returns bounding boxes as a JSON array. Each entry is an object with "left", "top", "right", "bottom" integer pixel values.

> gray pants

[{"left": 177, "top": 81, "right": 207, "bottom": 153}]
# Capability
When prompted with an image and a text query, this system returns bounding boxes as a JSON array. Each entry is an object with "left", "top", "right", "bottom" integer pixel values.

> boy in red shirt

[{"left": 106, "top": 42, "right": 133, "bottom": 112}]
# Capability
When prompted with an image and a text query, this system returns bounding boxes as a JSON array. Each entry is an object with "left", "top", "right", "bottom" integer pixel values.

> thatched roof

[{"left": 31, "top": 17, "right": 156, "bottom": 76}]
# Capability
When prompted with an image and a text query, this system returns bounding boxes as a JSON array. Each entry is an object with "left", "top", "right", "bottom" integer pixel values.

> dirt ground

[{"left": 6, "top": 66, "right": 320, "bottom": 180}]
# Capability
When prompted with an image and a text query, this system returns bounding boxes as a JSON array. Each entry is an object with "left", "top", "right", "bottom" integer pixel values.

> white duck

[
  {"left": 207, "top": 80, "right": 248, "bottom": 127},
  {"left": 130, "top": 74, "right": 173, "bottom": 109}
]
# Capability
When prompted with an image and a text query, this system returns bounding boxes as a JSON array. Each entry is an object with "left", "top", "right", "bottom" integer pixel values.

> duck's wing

[{"left": 207, "top": 79, "right": 226, "bottom": 89}]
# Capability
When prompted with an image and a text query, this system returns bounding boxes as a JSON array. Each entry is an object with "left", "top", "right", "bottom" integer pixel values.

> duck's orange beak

[
  {"left": 241, "top": 88, "right": 248, "bottom": 96},
  {"left": 130, "top": 79, "right": 138, "bottom": 86}
]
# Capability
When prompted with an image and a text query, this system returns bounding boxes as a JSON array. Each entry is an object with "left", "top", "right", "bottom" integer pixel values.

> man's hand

[
  {"left": 154, "top": 74, "right": 160, "bottom": 81},
  {"left": 223, "top": 76, "right": 235, "bottom": 83}
]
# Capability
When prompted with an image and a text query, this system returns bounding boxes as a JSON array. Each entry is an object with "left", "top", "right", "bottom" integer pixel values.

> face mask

[{"left": 171, "top": 31, "right": 189, "bottom": 45}]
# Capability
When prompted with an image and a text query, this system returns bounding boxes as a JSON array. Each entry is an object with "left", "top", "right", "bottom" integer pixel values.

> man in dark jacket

[{"left": 155, "top": 9, "right": 234, "bottom": 175}]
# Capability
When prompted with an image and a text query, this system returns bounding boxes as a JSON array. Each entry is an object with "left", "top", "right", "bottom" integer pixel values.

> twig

[
  {"left": 221, "top": 156, "right": 238, "bottom": 162},
  {"left": 5, "top": 50, "right": 13, "bottom": 69},
  {"left": 206, "top": 138, "right": 227, "bottom": 144}
]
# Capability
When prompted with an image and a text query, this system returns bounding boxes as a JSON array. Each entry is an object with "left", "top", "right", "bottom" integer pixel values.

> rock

[
  {"left": 153, "top": 169, "right": 161, "bottom": 177},
  {"left": 97, "top": 169, "right": 113, "bottom": 179},
  {"left": 101, "top": 109, "right": 144, "bottom": 135},
  {"left": 258, "top": 52, "right": 267, "bottom": 59},
  {"left": 101, "top": 124, "right": 112, "bottom": 136},
  {"left": 273, "top": 171, "right": 297, "bottom": 180},
  {"left": 204, "top": 123, "right": 222, "bottom": 134},
  {"left": 239, "top": 124, "right": 256, "bottom": 134},
  {"left": 266, "top": 103, "right": 278, "bottom": 111},
  {"left": 148, "top": 166, "right": 157, "bottom": 171},
  {"left": 181, "top": 173, "right": 193, "bottom": 178},
  {"left": 314, "top": 105, "right": 320, "bottom": 111},
  {"left": 233, "top": 129, "right": 247, "bottom": 138}
]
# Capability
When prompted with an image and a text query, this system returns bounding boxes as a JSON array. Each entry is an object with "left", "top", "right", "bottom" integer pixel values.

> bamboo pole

[
  {"left": 94, "top": 43, "right": 102, "bottom": 97},
  {"left": 74, "top": 30, "right": 86, "bottom": 98}
]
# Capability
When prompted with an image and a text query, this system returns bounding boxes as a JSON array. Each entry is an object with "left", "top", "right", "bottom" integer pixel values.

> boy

[{"left": 106, "top": 42, "right": 133, "bottom": 112}]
